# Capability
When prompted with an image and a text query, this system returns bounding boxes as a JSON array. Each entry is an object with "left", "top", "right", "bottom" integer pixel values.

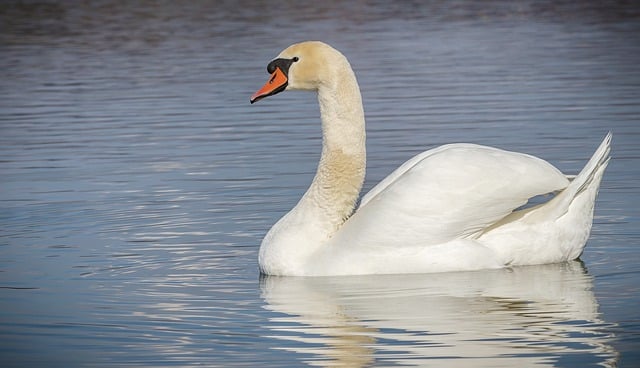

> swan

[{"left": 250, "top": 41, "right": 611, "bottom": 276}]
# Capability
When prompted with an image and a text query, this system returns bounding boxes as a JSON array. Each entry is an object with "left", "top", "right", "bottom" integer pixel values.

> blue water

[{"left": 1, "top": 1, "right": 639, "bottom": 367}]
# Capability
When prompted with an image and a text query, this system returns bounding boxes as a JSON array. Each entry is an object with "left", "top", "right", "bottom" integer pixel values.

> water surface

[{"left": 1, "top": 1, "right": 639, "bottom": 367}]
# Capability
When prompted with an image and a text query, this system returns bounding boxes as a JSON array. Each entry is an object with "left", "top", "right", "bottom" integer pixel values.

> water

[{"left": 1, "top": 1, "right": 639, "bottom": 367}]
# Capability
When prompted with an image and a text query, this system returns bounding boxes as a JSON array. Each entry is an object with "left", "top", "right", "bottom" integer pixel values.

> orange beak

[{"left": 250, "top": 67, "right": 288, "bottom": 104}]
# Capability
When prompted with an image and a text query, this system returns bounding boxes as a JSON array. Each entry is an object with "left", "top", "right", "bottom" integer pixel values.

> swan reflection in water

[{"left": 260, "top": 262, "right": 617, "bottom": 367}]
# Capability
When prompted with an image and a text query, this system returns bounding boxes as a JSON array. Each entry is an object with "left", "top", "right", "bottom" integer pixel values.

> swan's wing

[
  {"left": 336, "top": 144, "right": 570, "bottom": 247},
  {"left": 361, "top": 145, "right": 457, "bottom": 207}
]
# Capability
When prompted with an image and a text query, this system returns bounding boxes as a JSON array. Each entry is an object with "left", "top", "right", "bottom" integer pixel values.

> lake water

[{"left": 1, "top": 1, "right": 639, "bottom": 367}]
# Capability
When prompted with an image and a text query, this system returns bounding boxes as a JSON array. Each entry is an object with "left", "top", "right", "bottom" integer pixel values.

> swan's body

[{"left": 251, "top": 41, "right": 611, "bottom": 276}]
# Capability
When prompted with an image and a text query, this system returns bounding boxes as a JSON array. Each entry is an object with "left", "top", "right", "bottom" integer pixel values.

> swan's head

[{"left": 250, "top": 41, "right": 347, "bottom": 104}]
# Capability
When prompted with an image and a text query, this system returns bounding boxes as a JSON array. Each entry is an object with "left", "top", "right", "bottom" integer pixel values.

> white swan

[{"left": 250, "top": 41, "right": 611, "bottom": 276}]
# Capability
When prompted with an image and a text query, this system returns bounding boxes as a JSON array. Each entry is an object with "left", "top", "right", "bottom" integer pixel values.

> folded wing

[{"left": 334, "top": 144, "right": 570, "bottom": 248}]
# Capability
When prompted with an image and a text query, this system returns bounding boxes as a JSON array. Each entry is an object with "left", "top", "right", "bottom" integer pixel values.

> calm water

[{"left": 1, "top": 1, "right": 639, "bottom": 367}]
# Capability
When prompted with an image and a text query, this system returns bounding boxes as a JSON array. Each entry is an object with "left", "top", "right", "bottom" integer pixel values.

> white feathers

[{"left": 256, "top": 41, "right": 610, "bottom": 276}]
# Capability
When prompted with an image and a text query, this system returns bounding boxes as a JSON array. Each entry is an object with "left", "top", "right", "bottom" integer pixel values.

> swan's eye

[{"left": 267, "top": 58, "right": 298, "bottom": 75}]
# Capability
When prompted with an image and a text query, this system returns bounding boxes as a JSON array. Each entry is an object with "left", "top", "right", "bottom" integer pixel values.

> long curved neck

[
  {"left": 259, "top": 51, "right": 366, "bottom": 275},
  {"left": 301, "top": 65, "right": 366, "bottom": 237}
]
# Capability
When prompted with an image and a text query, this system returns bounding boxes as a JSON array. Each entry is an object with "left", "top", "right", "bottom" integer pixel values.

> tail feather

[
  {"left": 480, "top": 133, "right": 611, "bottom": 265},
  {"left": 530, "top": 132, "right": 611, "bottom": 221},
  {"left": 571, "top": 132, "right": 612, "bottom": 196}
]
